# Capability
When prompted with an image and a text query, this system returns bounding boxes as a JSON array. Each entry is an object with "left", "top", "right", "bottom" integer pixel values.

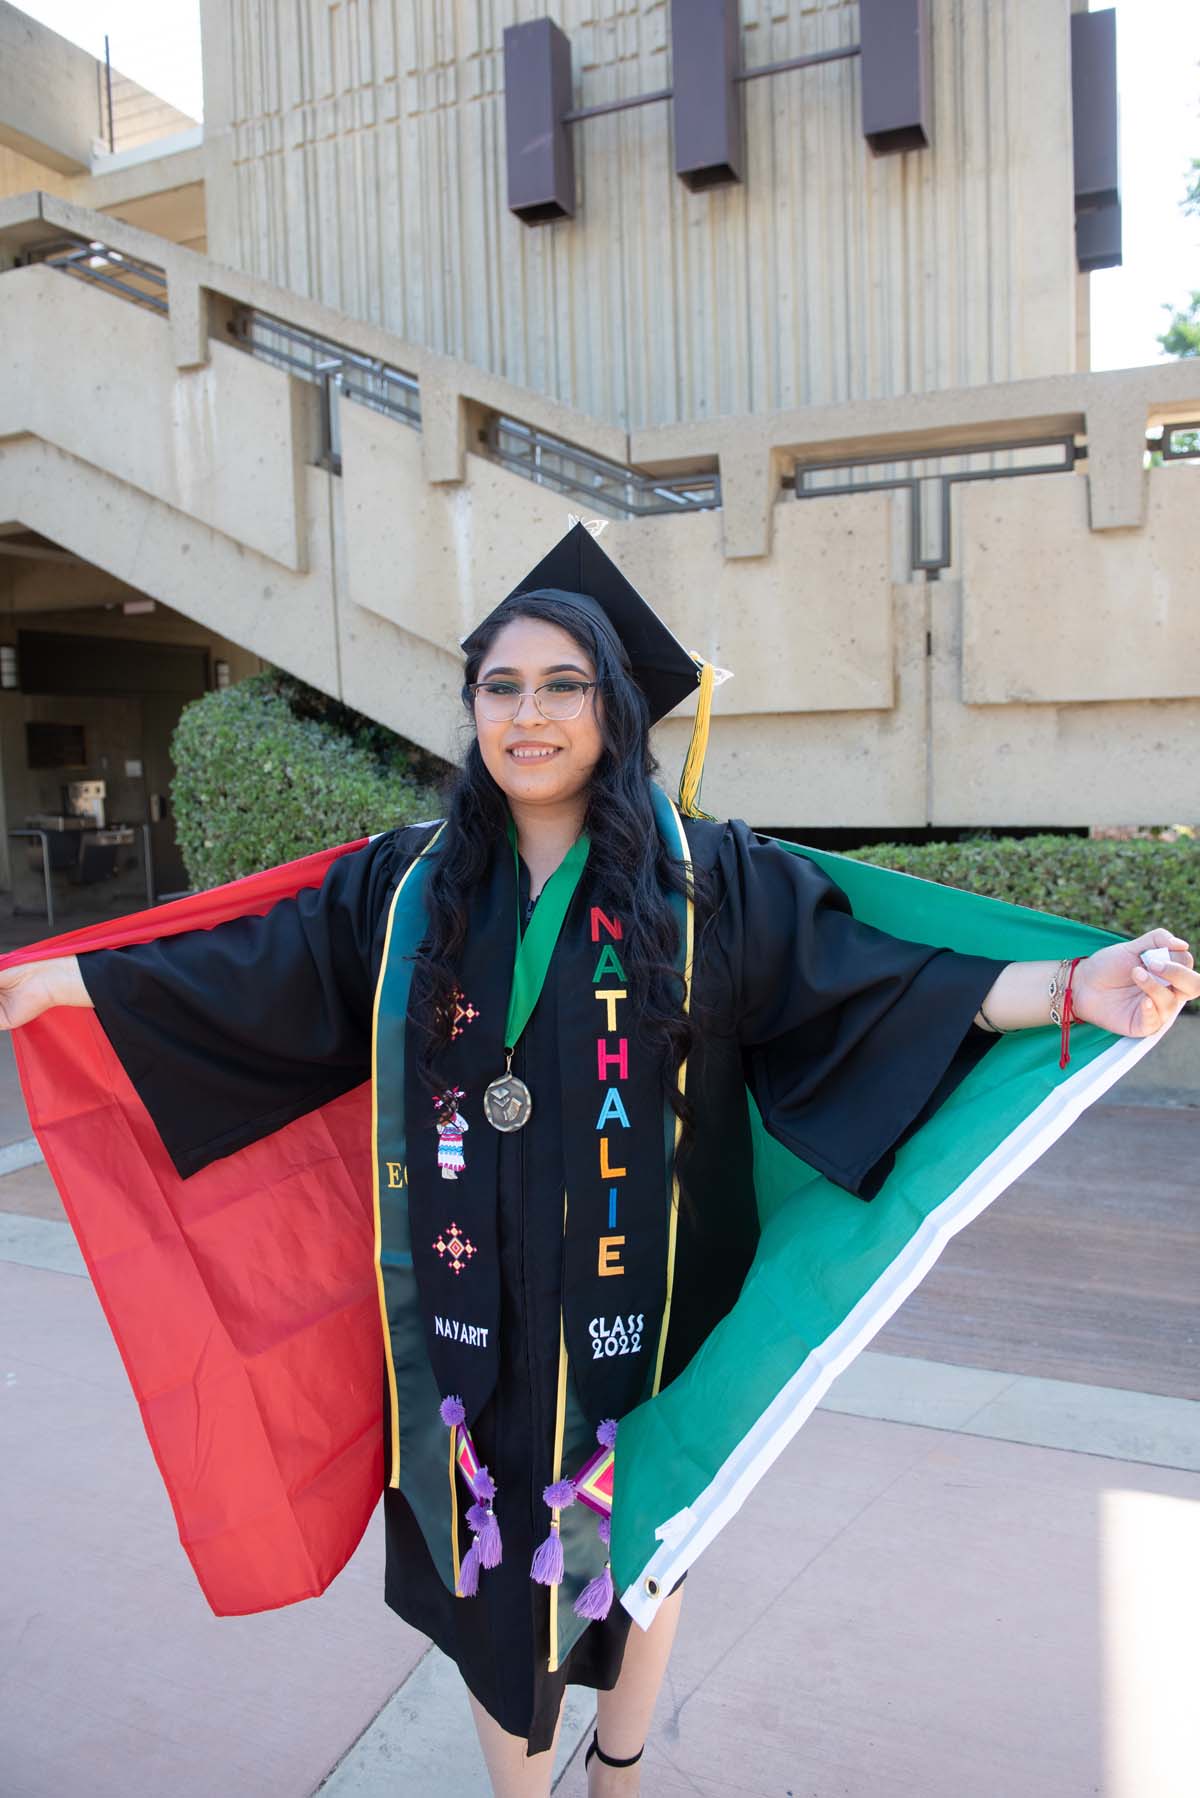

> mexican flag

[{"left": 2, "top": 837, "right": 1170, "bottom": 1621}]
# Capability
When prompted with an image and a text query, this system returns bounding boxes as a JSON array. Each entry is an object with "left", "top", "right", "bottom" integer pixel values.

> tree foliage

[{"left": 1158, "top": 157, "right": 1200, "bottom": 358}]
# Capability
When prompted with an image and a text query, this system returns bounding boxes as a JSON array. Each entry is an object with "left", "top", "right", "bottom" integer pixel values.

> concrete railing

[
  {"left": 4, "top": 190, "right": 1199, "bottom": 561},
  {"left": 0, "top": 190, "right": 630, "bottom": 490},
  {"left": 631, "top": 366, "right": 1200, "bottom": 557}
]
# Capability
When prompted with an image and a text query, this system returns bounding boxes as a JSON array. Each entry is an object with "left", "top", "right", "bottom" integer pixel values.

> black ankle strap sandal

[{"left": 585, "top": 1728, "right": 644, "bottom": 1770}]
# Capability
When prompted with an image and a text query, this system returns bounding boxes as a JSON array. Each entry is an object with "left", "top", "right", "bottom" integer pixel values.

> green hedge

[
  {"left": 171, "top": 673, "right": 444, "bottom": 888},
  {"left": 843, "top": 835, "right": 1199, "bottom": 988}
]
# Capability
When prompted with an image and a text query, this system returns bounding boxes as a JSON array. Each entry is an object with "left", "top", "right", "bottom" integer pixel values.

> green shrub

[
  {"left": 842, "top": 835, "right": 1199, "bottom": 1004},
  {"left": 171, "top": 673, "right": 445, "bottom": 888}
]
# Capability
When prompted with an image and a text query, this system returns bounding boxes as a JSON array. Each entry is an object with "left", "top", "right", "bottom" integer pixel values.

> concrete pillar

[
  {"left": 1086, "top": 384, "right": 1147, "bottom": 530},
  {"left": 420, "top": 378, "right": 468, "bottom": 486},
  {"left": 168, "top": 271, "right": 211, "bottom": 370},
  {"left": 716, "top": 439, "right": 779, "bottom": 560}
]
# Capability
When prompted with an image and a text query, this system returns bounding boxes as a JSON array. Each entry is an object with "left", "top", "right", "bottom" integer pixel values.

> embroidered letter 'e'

[{"left": 598, "top": 1234, "right": 626, "bottom": 1276}]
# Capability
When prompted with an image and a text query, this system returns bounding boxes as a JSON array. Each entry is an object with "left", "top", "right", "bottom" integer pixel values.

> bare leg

[
  {"left": 590, "top": 1583, "right": 685, "bottom": 1796},
  {"left": 467, "top": 1686, "right": 565, "bottom": 1798}
]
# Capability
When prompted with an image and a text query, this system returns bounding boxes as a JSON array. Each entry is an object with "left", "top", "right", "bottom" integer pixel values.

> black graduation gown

[{"left": 77, "top": 816, "right": 1007, "bottom": 1751}]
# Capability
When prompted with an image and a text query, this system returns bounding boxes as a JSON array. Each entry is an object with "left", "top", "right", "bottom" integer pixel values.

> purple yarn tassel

[
  {"left": 464, "top": 1499, "right": 502, "bottom": 1572},
  {"left": 530, "top": 1474, "right": 576, "bottom": 1587},
  {"left": 476, "top": 1507, "right": 502, "bottom": 1570},
  {"left": 440, "top": 1395, "right": 465, "bottom": 1429},
  {"left": 530, "top": 1521, "right": 564, "bottom": 1587},
  {"left": 573, "top": 1561, "right": 614, "bottom": 1622},
  {"left": 457, "top": 1536, "right": 481, "bottom": 1598}
]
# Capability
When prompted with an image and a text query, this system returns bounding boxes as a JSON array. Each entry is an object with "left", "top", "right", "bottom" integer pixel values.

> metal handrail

[
  {"left": 31, "top": 239, "right": 169, "bottom": 313},
  {"left": 486, "top": 414, "right": 720, "bottom": 516},
  {"left": 791, "top": 435, "right": 1080, "bottom": 574}
]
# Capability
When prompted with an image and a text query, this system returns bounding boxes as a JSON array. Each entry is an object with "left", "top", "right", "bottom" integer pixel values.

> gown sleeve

[
  {"left": 77, "top": 829, "right": 421, "bottom": 1180},
  {"left": 711, "top": 820, "right": 1011, "bottom": 1201}
]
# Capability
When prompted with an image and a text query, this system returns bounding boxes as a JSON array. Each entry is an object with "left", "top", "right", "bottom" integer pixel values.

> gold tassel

[{"left": 678, "top": 656, "right": 715, "bottom": 820}]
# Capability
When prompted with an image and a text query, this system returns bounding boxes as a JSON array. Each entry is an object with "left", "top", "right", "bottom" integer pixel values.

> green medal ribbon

[
  {"left": 483, "top": 820, "right": 591, "bottom": 1132},
  {"left": 505, "top": 819, "right": 591, "bottom": 1049}
]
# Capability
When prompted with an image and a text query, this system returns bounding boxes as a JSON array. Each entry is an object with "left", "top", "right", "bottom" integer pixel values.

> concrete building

[{"left": 0, "top": 0, "right": 1197, "bottom": 912}]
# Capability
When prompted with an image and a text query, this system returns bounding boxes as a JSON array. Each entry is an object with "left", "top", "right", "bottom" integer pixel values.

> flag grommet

[{"left": 644, "top": 1576, "right": 660, "bottom": 1597}]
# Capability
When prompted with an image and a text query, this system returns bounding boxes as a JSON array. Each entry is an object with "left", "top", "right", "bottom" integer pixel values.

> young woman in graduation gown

[{"left": 1, "top": 524, "right": 1195, "bottom": 1798}]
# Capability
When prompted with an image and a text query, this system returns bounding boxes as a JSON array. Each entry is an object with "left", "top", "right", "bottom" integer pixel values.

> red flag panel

[{"left": 3, "top": 842, "right": 384, "bottom": 1614}]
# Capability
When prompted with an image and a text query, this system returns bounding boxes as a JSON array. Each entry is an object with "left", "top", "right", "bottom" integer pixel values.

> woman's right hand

[{"left": 0, "top": 957, "right": 92, "bottom": 1032}]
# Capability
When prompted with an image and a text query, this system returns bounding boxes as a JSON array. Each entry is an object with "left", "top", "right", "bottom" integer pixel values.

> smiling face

[{"left": 471, "top": 615, "right": 604, "bottom": 812}]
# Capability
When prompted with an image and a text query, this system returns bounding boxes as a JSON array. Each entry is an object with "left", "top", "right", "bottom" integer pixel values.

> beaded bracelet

[
  {"left": 977, "top": 955, "right": 1085, "bottom": 1067},
  {"left": 1050, "top": 955, "right": 1085, "bottom": 1068}
]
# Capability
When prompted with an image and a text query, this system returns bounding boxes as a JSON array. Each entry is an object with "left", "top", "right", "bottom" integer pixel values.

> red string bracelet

[{"left": 1055, "top": 956, "right": 1085, "bottom": 1069}]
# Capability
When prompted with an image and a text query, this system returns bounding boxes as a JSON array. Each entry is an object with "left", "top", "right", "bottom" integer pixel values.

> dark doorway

[{"left": 16, "top": 630, "right": 210, "bottom": 896}]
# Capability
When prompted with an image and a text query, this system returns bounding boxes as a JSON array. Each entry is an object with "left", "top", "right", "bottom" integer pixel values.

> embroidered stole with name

[{"left": 374, "top": 791, "right": 689, "bottom": 1476}]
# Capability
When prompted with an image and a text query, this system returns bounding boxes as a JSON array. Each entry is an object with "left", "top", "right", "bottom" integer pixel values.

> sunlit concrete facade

[
  {"left": 200, "top": 0, "right": 1084, "bottom": 426},
  {"left": 0, "top": 0, "right": 1197, "bottom": 899}
]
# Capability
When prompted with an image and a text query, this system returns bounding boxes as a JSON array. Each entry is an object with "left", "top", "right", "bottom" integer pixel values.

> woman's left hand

[{"left": 1074, "top": 929, "right": 1197, "bottom": 1038}]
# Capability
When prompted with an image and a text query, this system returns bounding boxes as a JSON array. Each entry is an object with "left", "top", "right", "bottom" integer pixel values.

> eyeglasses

[{"left": 469, "top": 679, "right": 598, "bottom": 722}]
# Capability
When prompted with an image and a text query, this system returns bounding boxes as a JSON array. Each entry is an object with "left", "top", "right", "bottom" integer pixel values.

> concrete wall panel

[
  {"left": 607, "top": 492, "right": 897, "bottom": 716},
  {"left": 0, "top": 266, "right": 306, "bottom": 571},
  {"left": 653, "top": 575, "right": 929, "bottom": 828},
  {"left": 960, "top": 468, "right": 1200, "bottom": 703},
  {"left": 932, "top": 575, "right": 1200, "bottom": 825}
]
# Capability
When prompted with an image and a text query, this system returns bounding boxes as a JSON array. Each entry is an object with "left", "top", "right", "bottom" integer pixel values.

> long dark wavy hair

[{"left": 411, "top": 588, "right": 709, "bottom": 1154}]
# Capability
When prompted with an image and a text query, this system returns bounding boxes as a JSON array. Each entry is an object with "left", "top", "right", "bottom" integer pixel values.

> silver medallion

[{"left": 483, "top": 1072, "right": 533, "bottom": 1132}]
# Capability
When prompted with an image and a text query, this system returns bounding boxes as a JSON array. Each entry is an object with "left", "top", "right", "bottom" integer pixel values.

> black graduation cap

[{"left": 498, "top": 521, "right": 702, "bottom": 726}]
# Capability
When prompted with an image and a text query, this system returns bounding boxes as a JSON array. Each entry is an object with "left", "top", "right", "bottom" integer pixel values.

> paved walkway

[{"left": 1, "top": 1008, "right": 1196, "bottom": 1796}]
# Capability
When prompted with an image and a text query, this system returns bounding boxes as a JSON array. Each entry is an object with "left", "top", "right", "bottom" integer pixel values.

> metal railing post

[
  {"left": 7, "top": 829, "right": 55, "bottom": 931},
  {"left": 140, "top": 823, "right": 156, "bottom": 909},
  {"left": 316, "top": 359, "right": 345, "bottom": 473}
]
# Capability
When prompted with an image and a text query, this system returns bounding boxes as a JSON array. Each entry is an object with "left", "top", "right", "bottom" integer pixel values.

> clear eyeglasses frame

[{"left": 468, "top": 679, "right": 599, "bottom": 722}]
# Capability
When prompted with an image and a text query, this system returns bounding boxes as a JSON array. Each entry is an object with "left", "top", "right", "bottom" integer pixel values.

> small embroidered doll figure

[{"left": 434, "top": 1088, "right": 468, "bottom": 1179}]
